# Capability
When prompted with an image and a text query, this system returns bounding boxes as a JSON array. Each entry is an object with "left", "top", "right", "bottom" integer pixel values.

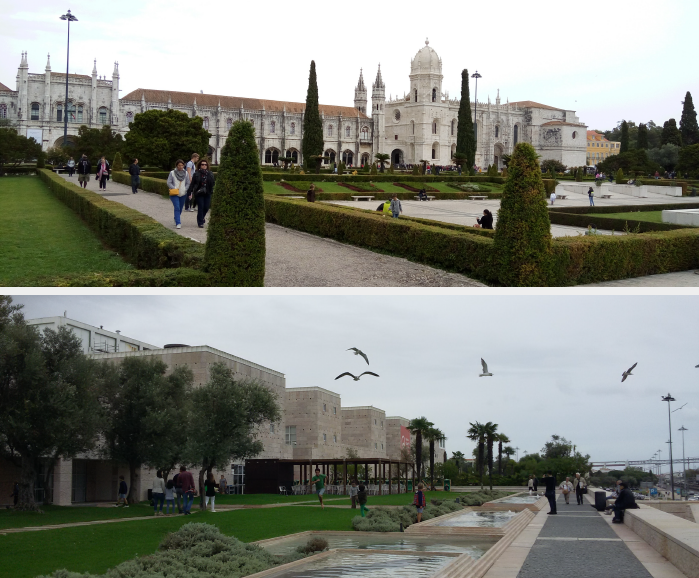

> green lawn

[
  {"left": 262, "top": 180, "right": 503, "bottom": 196},
  {"left": 592, "top": 211, "right": 664, "bottom": 224},
  {"left": 0, "top": 177, "right": 131, "bottom": 284},
  {"left": 0, "top": 503, "right": 157, "bottom": 530},
  {"left": 0, "top": 507, "right": 357, "bottom": 578}
]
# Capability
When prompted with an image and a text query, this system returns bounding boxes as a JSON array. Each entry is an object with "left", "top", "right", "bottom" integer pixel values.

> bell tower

[
  {"left": 371, "top": 64, "right": 385, "bottom": 155},
  {"left": 354, "top": 69, "right": 367, "bottom": 114}
]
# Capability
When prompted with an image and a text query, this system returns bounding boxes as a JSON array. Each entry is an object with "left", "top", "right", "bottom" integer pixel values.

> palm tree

[
  {"left": 452, "top": 451, "right": 465, "bottom": 473},
  {"left": 496, "top": 433, "right": 510, "bottom": 476},
  {"left": 467, "top": 422, "right": 487, "bottom": 489},
  {"left": 374, "top": 152, "right": 390, "bottom": 172},
  {"left": 425, "top": 427, "right": 445, "bottom": 491},
  {"left": 503, "top": 445, "right": 515, "bottom": 475},
  {"left": 408, "top": 417, "right": 434, "bottom": 483},
  {"left": 483, "top": 422, "right": 499, "bottom": 490}
]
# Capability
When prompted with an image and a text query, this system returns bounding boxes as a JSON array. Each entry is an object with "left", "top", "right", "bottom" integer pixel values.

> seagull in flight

[
  {"left": 479, "top": 358, "right": 493, "bottom": 377},
  {"left": 347, "top": 347, "right": 370, "bottom": 365},
  {"left": 621, "top": 363, "right": 637, "bottom": 382},
  {"left": 335, "top": 371, "right": 379, "bottom": 381}
]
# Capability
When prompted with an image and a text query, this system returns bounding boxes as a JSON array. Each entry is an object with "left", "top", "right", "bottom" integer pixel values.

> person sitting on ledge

[
  {"left": 417, "top": 188, "right": 429, "bottom": 201},
  {"left": 612, "top": 481, "right": 639, "bottom": 524},
  {"left": 475, "top": 209, "right": 494, "bottom": 229}
]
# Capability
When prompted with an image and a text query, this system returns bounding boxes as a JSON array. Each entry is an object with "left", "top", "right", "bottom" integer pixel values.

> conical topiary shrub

[
  {"left": 493, "top": 142, "right": 553, "bottom": 287},
  {"left": 203, "top": 120, "right": 265, "bottom": 286},
  {"left": 616, "top": 168, "right": 624, "bottom": 183},
  {"left": 113, "top": 152, "right": 123, "bottom": 171}
]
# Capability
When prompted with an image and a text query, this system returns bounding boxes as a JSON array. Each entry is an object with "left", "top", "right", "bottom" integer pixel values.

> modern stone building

[
  {"left": 0, "top": 316, "right": 445, "bottom": 505},
  {"left": 2, "top": 42, "right": 586, "bottom": 168}
]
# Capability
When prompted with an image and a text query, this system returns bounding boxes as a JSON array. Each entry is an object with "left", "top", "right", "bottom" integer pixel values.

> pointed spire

[
  {"left": 112, "top": 61, "right": 119, "bottom": 78},
  {"left": 45, "top": 53, "right": 51, "bottom": 71},
  {"left": 357, "top": 68, "right": 366, "bottom": 90},
  {"left": 20, "top": 51, "right": 28, "bottom": 68},
  {"left": 141, "top": 92, "right": 146, "bottom": 103},
  {"left": 373, "top": 64, "right": 384, "bottom": 89},
  {"left": 496, "top": 89, "right": 501, "bottom": 106}
]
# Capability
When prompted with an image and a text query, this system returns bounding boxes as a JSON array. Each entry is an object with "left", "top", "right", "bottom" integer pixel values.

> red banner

[{"left": 400, "top": 425, "right": 411, "bottom": 449}]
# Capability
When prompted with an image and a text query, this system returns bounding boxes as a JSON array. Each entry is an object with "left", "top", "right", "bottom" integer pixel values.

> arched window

[
  {"left": 31, "top": 103, "right": 40, "bottom": 120},
  {"left": 290, "top": 122, "right": 296, "bottom": 135},
  {"left": 432, "top": 121, "right": 437, "bottom": 135},
  {"left": 56, "top": 104, "right": 63, "bottom": 122},
  {"left": 203, "top": 117, "right": 209, "bottom": 130},
  {"left": 495, "top": 125, "right": 499, "bottom": 138},
  {"left": 345, "top": 125, "right": 350, "bottom": 138},
  {"left": 432, "top": 148, "right": 436, "bottom": 159},
  {"left": 451, "top": 119, "right": 455, "bottom": 136},
  {"left": 226, "top": 118, "right": 232, "bottom": 129},
  {"left": 98, "top": 107, "right": 108, "bottom": 125},
  {"left": 324, "top": 150, "right": 335, "bottom": 164},
  {"left": 432, "top": 88, "right": 437, "bottom": 102},
  {"left": 291, "top": 150, "right": 298, "bottom": 163},
  {"left": 414, "top": 89, "right": 418, "bottom": 102},
  {"left": 0, "top": 104, "right": 6, "bottom": 119},
  {"left": 265, "top": 149, "right": 272, "bottom": 164},
  {"left": 361, "top": 126, "right": 369, "bottom": 140},
  {"left": 66, "top": 102, "right": 76, "bottom": 123},
  {"left": 272, "top": 149, "right": 279, "bottom": 164},
  {"left": 126, "top": 111, "right": 134, "bottom": 123},
  {"left": 328, "top": 124, "right": 333, "bottom": 137},
  {"left": 270, "top": 120, "right": 276, "bottom": 133},
  {"left": 361, "top": 153, "right": 370, "bottom": 166},
  {"left": 76, "top": 105, "right": 83, "bottom": 123},
  {"left": 513, "top": 124, "right": 519, "bottom": 145}
]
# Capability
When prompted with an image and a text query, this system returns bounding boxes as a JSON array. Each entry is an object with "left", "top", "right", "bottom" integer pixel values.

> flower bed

[
  {"left": 338, "top": 182, "right": 385, "bottom": 193},
  {"left": 393, "top": 182, "right": 439, "bottom": 192}
]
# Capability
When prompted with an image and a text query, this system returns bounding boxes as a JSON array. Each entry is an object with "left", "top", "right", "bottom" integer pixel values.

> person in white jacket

[
  {"left": 167, "top": 160, "right": 192, "bottom": 229},
  {"left": 152, "top": 471, "right": 166, "bottom": 516},
  {"left": 559, "top": 477, "right": 574, "bottom": 505}
]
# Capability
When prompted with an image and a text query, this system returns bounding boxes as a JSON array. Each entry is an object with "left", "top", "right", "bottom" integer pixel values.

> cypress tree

[
  {"left": 637, "top": 123, "right": 649, "bottom": 150},
  {"left": 615, "top": 168, "right": 624, "bottom": 183},
  {"left": 620, "top": 120, "right": 630, "bottom": 153},
  {"left": 301, "top": 61, "right": 323, "bottom": 173},
  {"left": 493, "top": 142, "right": 553, "bottom": 287},
  {"left": 661, "top": 119, "right": 683, "bottom": 146},
  {"left": 680, "top": 92, "right": 699, "bottom": 146},
  {"left": 112, "top": 152, "right": 123, "bottom": 171},
  {"left": 455, "top": 69, "right": 476, "bottom": 171},
  {"left": 203, "top": 120, "right": 266, "bottom": 286}
]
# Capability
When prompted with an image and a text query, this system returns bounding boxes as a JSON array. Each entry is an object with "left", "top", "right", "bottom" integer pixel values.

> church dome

[{"left": 411, "top": 39, "right": 441, "bottom": 74}]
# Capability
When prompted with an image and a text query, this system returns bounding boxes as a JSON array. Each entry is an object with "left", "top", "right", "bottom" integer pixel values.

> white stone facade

[{"left": 2, "top": 44, "right": 586, "bottom": 168}]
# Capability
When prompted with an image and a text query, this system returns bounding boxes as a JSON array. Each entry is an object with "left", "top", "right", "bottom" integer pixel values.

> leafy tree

[
  {"left": 425, "top": 427, "right": 444, "bottom": 490},
  {"left": 661, "top": 118, "right": 683, "bottom": 147},
  {"left": 620, "top": 120, "right": 630, "bottom": 153},
  {"left": 541, "top": 434, "right": 573, "bottom": 459},
  {"left": 375, "top": 152, "right": 390, "bottom": 173},
  {"left": 648, "top": 144, "right": 681, "bottom": 172},
  {"left": 122, "top": 109, "right": 210, "bottom": 171},
  {"left": 99, "top": 357, "right": 193, "bottom": 504},
  {"left": 370, "top": 162, "right": 378, "bottom": 175},
  {"left": 676, "top": 143, "right": 699, "bottom": 177},
  {"left": 45, "top": 146, "right": 69, "bottom": 166},
  {"left": 597, "top": 149, "right": 659, "bottom": 176},
  {"left": 0, "top": 297, "right": 101, "bottom": 510},
  {"left": 0, "top": 128, "right": 42, "bottom": 171},
  {"left": 637, "top": 123, "right": 649, "bottom": 150},
  {"left": 65, "top": 125, "right": 123, "bottom": 164},
  {"left": 679, "top": 91, "right": 699, "bottom": 146},
  {"left": 467, "top": 421, "right": 487, "bottom": 489},
  {"left": 302, "top": 61, "right": 323, "bottom": 174},
  {"left": 408, "top": 417, "right": 434, "bottom": 482},
  {"left": 483, "top": 422, "right": 498, "bottom": 490},
  {"left": 493, "top": 142, "right": 552, "bottom": 287},
  {"left": 204, "top": 120, "right": 266, "bottom": 287},
  {"left": 451, "top": 451, "right": 466, "bottom": 473},
  {"left": 501, "top": 153, "right": 511, "bottom": 168},
  {"left": 184, "top": 363, "right": 281, "bottom": 509},
  {"left": 454, "top": 70, "right": 476, "bottom": 171},
  {"left": 541, "top": 159, "right": 566, "bottom": 174}
]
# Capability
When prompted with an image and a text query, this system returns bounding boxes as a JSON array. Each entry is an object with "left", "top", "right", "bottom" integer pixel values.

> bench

[
  {"left": 600, "top": 194, "right": 612, "bottom": 199},
  {"left": 468, "top": 195, "right": 488, "bottom": 200},
  {"left": 556, "top": 194, "right": 568, "bottom": 200},
  {"left": 351, "top": 195, "right": 374, "bottom": 201},
  {"left": 52, "top": 168, "right": 65, "bottom": 174},
  {"left": 414, "top": 195, "right": 436, "bottom": 201}
]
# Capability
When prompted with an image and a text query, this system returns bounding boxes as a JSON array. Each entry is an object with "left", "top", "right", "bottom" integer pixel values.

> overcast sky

[
  {"left": 13, "top": 294, "right": 698, "bottom": 472},
  {"left": 1, "top": 0, "right": 697, "bottom": 132}
]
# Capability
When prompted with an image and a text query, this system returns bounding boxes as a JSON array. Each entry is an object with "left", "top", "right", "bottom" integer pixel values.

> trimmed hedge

[
  {"left": 39, "top": 169, "right": 204, "bottom": 269},
  {"left": 549, "top": 202, "right": 699, "bottom": 215},
  {"left": 112, "top": 171, "right": 171, "bottom": 197},
  {"left": 15, "top": 268, "right": 210, "bottom": 287},
  {"left": 548, "top": 212, "right": 686, "bottom": 233},
  {"left": 638, "top": 179, "right": 688, "bottom": 195},
  {"left": 2, "top": 167, "right": 38, "bottom": 175}
]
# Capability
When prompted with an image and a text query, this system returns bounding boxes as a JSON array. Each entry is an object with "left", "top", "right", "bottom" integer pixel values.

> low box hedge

[
  {"left": 548, "top": 212, "right": 685, "bottom": 233},
  {"left": 39, "top": 169, "right": 204, "bottom": 270},
  {"left": 549, "top": 202, "right": 699, "bottom": 215},
  {"left": 112, "top": 171, "right": 171, "bottom": 197},
  {"left": 16, "top": 267, "right": 210, "bottom": 287},
  {"left": 2, "top": 167, "right": 38, "bottom": 175},
  {"left": 638, "top": 179, "right": 688, "bottom": 195}
]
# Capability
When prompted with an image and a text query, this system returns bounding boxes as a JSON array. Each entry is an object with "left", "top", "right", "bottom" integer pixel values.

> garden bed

[
  {"left": 393, "top": 182, "right": 439, "bottom": 193},
  {"left": 338, "top": 182, "right": 385, "bottom": 193}
]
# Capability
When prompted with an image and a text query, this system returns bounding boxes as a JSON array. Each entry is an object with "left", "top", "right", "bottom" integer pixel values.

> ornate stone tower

[
  {"left": 18, "top": 51, "right": 29, "bottom": 120},
  {"left": 111, "top": 61, "right": 120, "bottom": 126},
  {"left": 91, "top": 59, "right": 98, "bottom": 125},
  {"left": 409, "top": 39, "right": 443, "bottom": 104},
  {"left": 371, "top": 64, "right": 385, "bottom": 156},
  {"left": 43, "top": 54, "right": 52, "bottom": 122},
  {"left": 354, "top": 68, "right": 367, "bottom": 114}
]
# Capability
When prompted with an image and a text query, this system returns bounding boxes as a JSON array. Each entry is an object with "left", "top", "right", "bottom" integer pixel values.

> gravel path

[{"left": 58, "top": 174, "right": 484, "bottom": 287}]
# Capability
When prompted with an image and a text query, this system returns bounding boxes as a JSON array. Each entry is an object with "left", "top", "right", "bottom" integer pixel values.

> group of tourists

[
  {"left": 65, "top": 154, "right": 111, "bottom": 190},
  {"left": 166, "top": 153, "right": 215, "bottom": 229}
]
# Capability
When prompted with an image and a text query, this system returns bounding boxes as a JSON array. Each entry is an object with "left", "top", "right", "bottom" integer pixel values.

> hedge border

[
  {"left": 549, "top": 202, "right": 699, "bottom": 215},
  {"left": 14, "top": 268, "right": 210, "bottom": 287},
  {"left": 39, "top": 169, "right": 204, "bottom": 270},
  {"left": 547, "top": 211, "right": 685, "bottom": 233}
]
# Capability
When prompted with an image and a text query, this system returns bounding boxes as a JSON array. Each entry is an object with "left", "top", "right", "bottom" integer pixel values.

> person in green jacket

[
  {"left": 310, "top": 467, "right": 326, "bottom": 509},
  {"left": 357, "top": 484, "right": 369, "bottom": 517}
]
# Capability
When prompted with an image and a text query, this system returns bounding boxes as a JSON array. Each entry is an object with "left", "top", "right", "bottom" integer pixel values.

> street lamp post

[
  {"left": 59, "top": 10, "right": 78, "bottom": 145},
  {"left": 662, "top": 394, "right": 676, "bottom": 500},
  {"left": 514, "top": 446, "right": 520, "bottom": 461},
  {"left": 657, "top": 449, "right": 662, "bottom": 478},
  {"left": 471, "top": 71, "right": 482, "bottom": 172},
  {"left": 679, "top": 426, "right": 688, "bottom": 500}
]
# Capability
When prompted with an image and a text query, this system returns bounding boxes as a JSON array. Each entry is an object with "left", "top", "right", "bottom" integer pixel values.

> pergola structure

[{"left": 244, "top": 458, "right": 416, "bottom": 495}]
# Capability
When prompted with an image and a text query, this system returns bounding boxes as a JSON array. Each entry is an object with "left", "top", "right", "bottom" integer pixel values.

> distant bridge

[{"left": 591, "top": 457, "right": 699, "bottom": 469}]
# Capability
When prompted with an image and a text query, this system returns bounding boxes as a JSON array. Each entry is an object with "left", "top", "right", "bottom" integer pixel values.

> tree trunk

[
  {"left": 498, "top": 441, "right": 503, "bottom": 476},
  {"left": 415, "top": 432, "right": 422, "bottom": 481},
  {"left": 429, "top": 440, "right": 435, "bottom": 491},
  {"left": 315, "top": 158, "right": 322, "bottom": 174},
  {"left": 17, "top": 455, "right": 40, "bottom": 511},
  {"left": 198, "top": 465, "right": 207, "bottom": 510},
  {"left": 478, "top": 442, "right": 484, "bottom": 489},
  {"left": 128, "top": 462, "right": 138, "bottom": 505},
  {"left": 487, "top": 441, "right": 494, "bottom": 490}
]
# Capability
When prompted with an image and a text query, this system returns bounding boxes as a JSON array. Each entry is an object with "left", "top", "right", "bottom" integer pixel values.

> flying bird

[
  {"left": 347, "top": 347, "right": 370, "bottom": 365},
  {"left": 335, "top": 371, "right": 379, "bottom": 381},
  {"left": 695, "top": 365, "right": 699, "bottom": 368},
  {"left": 479, "top": 358, "right": 493, "bottom": 377},
  {"left": 621, "top": 363, "right": 637, "bottom": 382}
]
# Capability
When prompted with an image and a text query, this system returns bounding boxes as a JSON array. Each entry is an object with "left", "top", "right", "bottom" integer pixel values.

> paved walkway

[
  {"left": 58, "top": 174, "right": 483, "bottom": 287},
  {"left": 582, "top": 270, "right": 699, "bottom": 287}
]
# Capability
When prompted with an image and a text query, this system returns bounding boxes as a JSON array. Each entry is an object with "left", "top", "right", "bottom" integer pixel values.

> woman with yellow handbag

[{"left": 167, "top": 159, "right": 191, "bottom": 229}]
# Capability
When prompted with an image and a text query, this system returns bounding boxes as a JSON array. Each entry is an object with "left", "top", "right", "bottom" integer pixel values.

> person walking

[
  {"left": 573, "top": 472, "right": 587, "bottom": 505},
  {"left": 588, "top": 186, "right": 594, "bottom": 206},
  {"left": 173, "top": 470, "right": 184, "bottom": 514},
  {"left": 114, "top": 475, "right": 128, "bottom": 507},
  {"left": 390, "top": 194, "right": 402, "bottom": 218},
  {"left": 204, "top": 473, "right": 218, "bottom": 512},
  {"left": 66, "top": 157, "right": 75, "bottom": 177},
  {"left": 76, "top": 154, "right": 91, "bottom": 189},
  {"left": 528, "top": 475, "right": 534, "bottom": 495},
  {"left": 549, "top": 191, "right": 556, "bottom": 205},
  {"left": 9, "top": 481, "right": 19, "bottom": 507},
  {"left": 129, "top": 158, "right": 141, "bottom": 194},
  {"left": 532, "top": 475, "right": 539, "bottom": 493},
  {"left": 311, "top": 467, "right": 326, "bottom": 509},
  {"left": 307, "top": 183, "right": 316, "bottom": 203},
  {"left": 185, "top": 153, "right": 200, "bottom": 212},
  {"left": 357, "top": 483, "right": 369, "bottom": 517},
  {"left": 219, "top": 474, "right": 228, "bottom": 495},
  {"left": 152, "top": 471, "right": 166, "bottom": 516},
  {"left": 96, "top": 156, "right": 110, "bottom": 190},
  {"left": 543, "top": 470, "right": 557, "bottom": 515},
  {"left": 559, "top": 477, "right": 573, "bottom": 505},
  {"left": 187, "top": 159, "right": 215, "bottom": 228},
  {"left": 414, "top": 482, "right": 426, "bottom": 523},
  {"left": 177, "top": 466, "right": 196, "bottom": 515},
  {"left": 349, "top": 480, "right": 358, "bottom": 509},
  {"left": 164, "top": 479, "right": 176, "bottom": 515},
  {"left": 167, "top": 160, "right": 191, "bottom": 229}
]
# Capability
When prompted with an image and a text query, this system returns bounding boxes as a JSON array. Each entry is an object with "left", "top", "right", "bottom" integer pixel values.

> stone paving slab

[{"left": 537, "top": 515, "right": 618, "bottom": 539}]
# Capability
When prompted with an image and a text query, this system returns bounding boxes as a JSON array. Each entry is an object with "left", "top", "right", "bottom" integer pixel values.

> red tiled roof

[
  {"left": 121, "top": 88, "right": 370, "bottom": 119},
  {"left": 509, "top": 100, "right": 563, "bottom": 111},
  {"left": 0, "top": 81, "right": 14, "bottom": 92}
]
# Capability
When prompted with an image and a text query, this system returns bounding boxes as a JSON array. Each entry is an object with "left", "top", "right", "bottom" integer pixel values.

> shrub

[
  {"left": 296, "top": 537, "right": 329, "bottom": 554},
  {"left": 36, "top": 152, "right": 45, "bottom": 169},
  {"left": 493, "top": 142, "right": 553, "bottom": 286},
  {"left": 17, "top": 268, "right": 210, "bottom": 287},
  {"left": 456, "top": 489, "right": 513, "bottom": 506},
  {"left": 370, "top": 162, "right": 377, "bottom": 175},
  {"left": 113, "top": 152, "right": 123, "bottom": 171},
  {"left": 204, "top": 120, "right": 266, "bottom": 286},
  {"left": 616, "top": 168, "right": 624, "bottom": 183},
  {"left": 352, "top": 500, "right": 463, "bottom": 532}
]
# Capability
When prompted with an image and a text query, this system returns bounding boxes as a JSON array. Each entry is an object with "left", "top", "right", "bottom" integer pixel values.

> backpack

[{"left": 413, "top": 490, "right": 426, "bottom": 508}]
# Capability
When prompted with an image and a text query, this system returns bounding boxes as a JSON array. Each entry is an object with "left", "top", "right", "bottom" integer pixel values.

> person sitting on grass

[
  {"left": 413, "top": 482, "right": 427, "bottom": 523},
  {"left": 115, "top": 475, "right": 128, "bottom": 508},
  {"left": 358, "top": 483, "right": 369, "bottom": 517},
  {"left": 311, "top": 467, "right": 326, "bottom": 509}
]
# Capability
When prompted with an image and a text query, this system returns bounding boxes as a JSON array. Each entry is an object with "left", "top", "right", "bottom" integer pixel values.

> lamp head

[
  {"left": 60, "top": 10, "right": 78, "bottom": 21},
  {"left": 471, "top": 71, "right": 482, "bottom": 79}
]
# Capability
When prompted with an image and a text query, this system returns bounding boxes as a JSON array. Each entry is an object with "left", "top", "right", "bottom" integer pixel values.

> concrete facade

[
  {"left": 386, "top": 416, "right": 411, "bottom": 460},
  {"left": 342, "top": 406, "right": 387, "bottom": 459},
  {"left": 284, "top": 387, "right": 344, "bottom": 460}
]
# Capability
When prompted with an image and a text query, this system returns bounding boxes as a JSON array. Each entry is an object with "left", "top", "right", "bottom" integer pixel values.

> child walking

[
  {"left": 164, "top": 479, "right": 176, "bottom": 515},
  {"left": 413, "top": 482, "right": 426, "bottom": 523},
  {"left": 349, "top": 480, "right": 358, "bottom": 509},
  {"left": 204, "top": 473, "right": 218, "bottom": 512},
  {"left": 311, "top": 467, "right": 326, "bottom": 509},
  {"left": 358, "top": 484, "right": 369, "bottom": 517},
  {"left": 115, "top": 476, "right": 128, "bottom": 507}
]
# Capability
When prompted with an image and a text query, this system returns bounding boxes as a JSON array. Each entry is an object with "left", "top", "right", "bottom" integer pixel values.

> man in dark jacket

[
  {"left": 543, "top": 470, "right": 557, "bottom": 515},
  {"left": 612, "top": 481, "right": 638, "bottom": 523},
  {"left": 186, "top": 160, "right": 215, "bottom": 228},
  {"left": 76, "top": 154, "right": 91, "bottom": 189},
  {"left": 128, "top": 158, "right": 140, "bottom": 194}
]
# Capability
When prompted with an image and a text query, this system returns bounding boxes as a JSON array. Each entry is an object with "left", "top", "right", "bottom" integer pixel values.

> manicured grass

[
  {"left": 0, "top": 507, "right": 357, "bottom": 578},
  {"left": 0, "top": 176, "right": 131, "bottom": 284},
  {"left": 262, "top": 181, "right": 503, "bottom": 196},
  {"left": 591, "top": 211, "right": 665, "bottom": 224},
  {"left": 0, "top": 503, "right": 156, "bottom": 530},
  {"left": 214, "top": 493, "right": 318, "bottom": 505}
]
